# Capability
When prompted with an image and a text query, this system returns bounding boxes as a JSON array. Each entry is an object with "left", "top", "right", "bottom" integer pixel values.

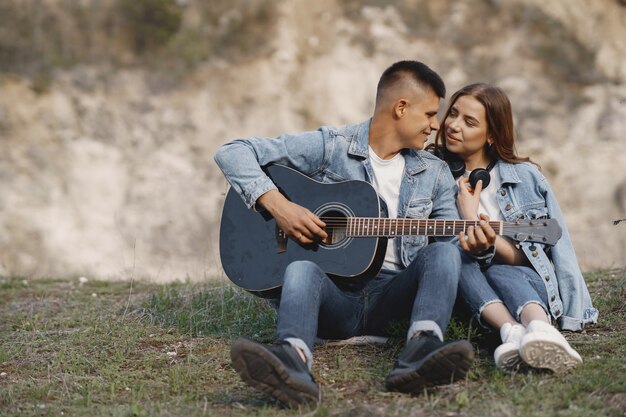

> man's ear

[{"left": 393, "top": 99, "right": 408, "bottom": 119}]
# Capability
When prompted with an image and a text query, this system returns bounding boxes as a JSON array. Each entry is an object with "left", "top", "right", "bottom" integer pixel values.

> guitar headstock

[{"left": 502, "top": 219, "right": 562, "bottom": 245}]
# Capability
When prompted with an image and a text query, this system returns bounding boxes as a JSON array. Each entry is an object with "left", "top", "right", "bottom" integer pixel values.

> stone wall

[{"left": 0, "top": 0, "right": 624, "bottom": 281}]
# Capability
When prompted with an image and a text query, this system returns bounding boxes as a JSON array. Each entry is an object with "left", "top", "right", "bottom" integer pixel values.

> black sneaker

[
  {"left": 385, "top": 334, "right": 475, "bottom": 393},
  {"left": 230, "top": 338, "right": 320, "bottom": 407}
]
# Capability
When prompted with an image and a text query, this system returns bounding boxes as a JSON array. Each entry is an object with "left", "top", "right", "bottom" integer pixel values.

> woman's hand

[
  {"left": 457, "top": 175, "right": 496, "bottom": 255},
  {"left": 459, "top": 213, "right": 497, "bottom": 255},
  {"left": 457, "top": 177, "right": 482, "bottom": 220}
]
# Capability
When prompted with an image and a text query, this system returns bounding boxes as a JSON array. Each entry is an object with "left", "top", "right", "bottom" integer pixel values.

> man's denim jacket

[
  {"left": 215, "top": 118, "right": 477, "bottom": 269},
  {"left": 493, "top": 161, "right": 598, "bottom": 331}
]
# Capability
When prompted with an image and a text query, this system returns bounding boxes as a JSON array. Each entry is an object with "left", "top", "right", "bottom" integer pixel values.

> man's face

[{"left": 396, "top": 89, "right": 441, "bottom": 150}]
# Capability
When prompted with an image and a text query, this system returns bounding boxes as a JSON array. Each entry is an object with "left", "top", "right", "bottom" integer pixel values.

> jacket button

[
  {"left": 505, "top": 203, "right": 512, "bottom": 210},
  {"left": 532, "top": 251, "right": 539, "bottom": 257},
  {"left": 500, "top": 189, "right": 507, "bottom": 196},
  {"left": 544, "top": 275, "right": 550, "bottom": 281},
  {"left": 555, "top": 309, "right": 561, "bottom": 315},
  {"left": 551, "top": 295, "right": 556, "bottom": 301}
]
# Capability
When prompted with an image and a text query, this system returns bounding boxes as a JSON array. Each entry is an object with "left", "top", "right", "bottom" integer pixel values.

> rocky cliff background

[{"left": 1, "top": 0, "right": 625, "bottom": 282}]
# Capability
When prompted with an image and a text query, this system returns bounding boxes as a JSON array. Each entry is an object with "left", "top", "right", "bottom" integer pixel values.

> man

[{"left": 214, "top": 61, "right": 494, "bottom": 406}]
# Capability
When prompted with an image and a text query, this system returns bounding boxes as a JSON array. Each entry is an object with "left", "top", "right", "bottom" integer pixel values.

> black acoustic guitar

[{"left": 219, "top": 164, "right": 562, "bottom": 297}]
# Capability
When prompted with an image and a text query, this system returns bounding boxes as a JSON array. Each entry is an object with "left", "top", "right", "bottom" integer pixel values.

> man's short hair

[{"left": 377, "top": 60, "right": 446, "bottom": 99}]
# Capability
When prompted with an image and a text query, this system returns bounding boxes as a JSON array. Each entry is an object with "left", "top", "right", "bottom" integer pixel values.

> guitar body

[{"left": 219, "top": 165, "right": 386, "bottom": 296}]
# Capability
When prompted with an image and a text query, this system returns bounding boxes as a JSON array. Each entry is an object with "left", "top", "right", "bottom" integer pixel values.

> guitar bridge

[{"left": 276, "top": 226, "right": 287, "bottom": 253}]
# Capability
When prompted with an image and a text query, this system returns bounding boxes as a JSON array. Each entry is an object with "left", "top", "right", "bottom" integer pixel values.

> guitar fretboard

[{"left": 342, "top": 218, "right": 504, "bottom": 237}]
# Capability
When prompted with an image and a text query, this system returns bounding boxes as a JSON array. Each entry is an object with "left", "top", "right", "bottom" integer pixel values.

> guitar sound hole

[{"left": 320, "top": 209, "right": 348, "bottom": 247}]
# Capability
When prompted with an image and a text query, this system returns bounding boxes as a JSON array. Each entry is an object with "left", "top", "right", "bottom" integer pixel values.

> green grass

[{"left": 0, "top": 268, "right": 625, "bottom": 416}]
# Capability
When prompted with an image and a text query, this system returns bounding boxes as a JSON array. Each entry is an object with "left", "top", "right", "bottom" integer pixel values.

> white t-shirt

[
  {"left": 461, "top": 164, "right": 504, "bottom": 221},
  {"left": 368, "top": 146, "right": 405, "bottom": 270}
]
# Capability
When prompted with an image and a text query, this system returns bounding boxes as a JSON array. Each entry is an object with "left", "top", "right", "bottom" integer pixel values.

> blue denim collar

[
  {"left": 404, "top": 149, "right": 428, "bottom": 176},
  {"left": 496, "top": 160, "right": 522, "bottom": 184},
  {"left": 349, "top": 118, "right": 428, "bottom": 176},
  {"left": 348, "top": 118, "right": 371, "bottom": 158}
]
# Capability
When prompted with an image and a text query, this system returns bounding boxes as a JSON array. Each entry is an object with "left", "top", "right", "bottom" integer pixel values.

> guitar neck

[{"left": 341, "top": 218, "right": 503, "bottom": 237}]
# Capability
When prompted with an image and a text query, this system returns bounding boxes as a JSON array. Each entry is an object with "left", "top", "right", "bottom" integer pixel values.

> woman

[{"left": 433, "top": 83, "right": 598, "bottom": 373}]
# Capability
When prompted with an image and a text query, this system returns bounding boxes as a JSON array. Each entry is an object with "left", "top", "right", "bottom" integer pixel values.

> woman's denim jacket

[
  {"left": 214, "top": 118, "right": 487, "bottom": 269},
  {"left": 493, "top": 161, "right": 598, "bottom": 331}
]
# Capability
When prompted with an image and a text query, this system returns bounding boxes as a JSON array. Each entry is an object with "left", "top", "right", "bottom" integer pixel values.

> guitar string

[
  {"left": 317, "top": 218, "right": 551, "bottom": 238},
  {"left": 318, "top": 218, "right": 533, "bottom": 229}
]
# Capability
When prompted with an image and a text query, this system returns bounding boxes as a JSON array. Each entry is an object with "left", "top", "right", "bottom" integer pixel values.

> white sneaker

[
  {"left": 519, "top": 320, "right": 582, "bottom": 373},
  {"left": 494, "top": 323, "right": 526, "bottom": 373}
]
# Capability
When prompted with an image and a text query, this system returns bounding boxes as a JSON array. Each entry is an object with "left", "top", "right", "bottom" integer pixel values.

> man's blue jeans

[{"left": 275, "top": 242, "right": 462, "bottom": 367}]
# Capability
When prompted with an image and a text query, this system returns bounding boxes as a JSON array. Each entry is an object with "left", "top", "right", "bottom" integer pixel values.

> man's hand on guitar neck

[{"left": 257, "top": 190, "right": 328, "bottom": 245}]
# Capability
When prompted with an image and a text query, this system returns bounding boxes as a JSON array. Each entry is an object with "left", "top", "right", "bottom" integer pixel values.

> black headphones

[{"left": 438, "top": 149, "right": 496, "bottom": 189}]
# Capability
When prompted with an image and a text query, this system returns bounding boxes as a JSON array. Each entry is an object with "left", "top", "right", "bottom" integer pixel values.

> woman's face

[{"left": 443, "top": 95, "right": 492, "bottom": 161}]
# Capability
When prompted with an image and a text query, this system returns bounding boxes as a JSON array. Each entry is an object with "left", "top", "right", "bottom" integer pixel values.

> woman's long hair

[{"left": 433, "top": 83, "right": 537, "bottom": 167}]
